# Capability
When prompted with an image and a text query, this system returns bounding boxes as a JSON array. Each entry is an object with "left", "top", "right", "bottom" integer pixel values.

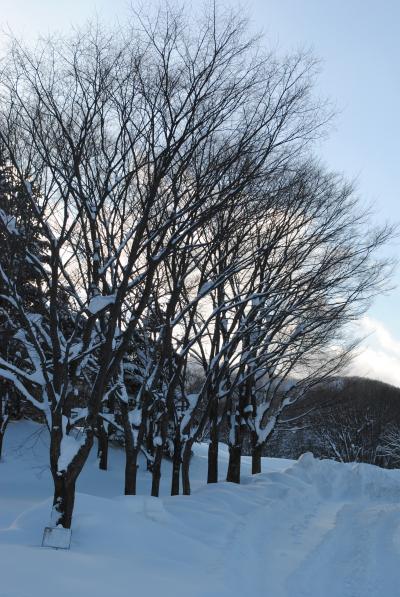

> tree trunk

[
  {"left": 0, "top": 419, "right": 8, "bottom": 462},
  {"left": 0, "top": 391, "right": 9, "bottom": 461},
  {"left": 49, "top": 418, "right": 94, "bottom": 529},
  {"left": 207, "top": 439, "right": 219, "bottom": 484},
  {"left": 0, "top": 430, "right": 4, "bottom": 461},
  {"left": 207, "top": 407, "right": 219, "bottom": 483},
  {"left": 171, "top": 434, "right": 181, "bottom": 496},
  {"left": 124, "top": 447, "right": 138, "bottom": 495},
  {"left": 145, "top": 425, "right": 154, "bottom": 470},
  {"left": 151, "top": 445, "right": 163, "bottom": 497},
  {"left": 97, "top": 417, "right": 109, "bottom": 471},
  {"left": 119, "top": 400, "right": 142, "bottom": 495},
  {"left": 251, "top": 437, "right": 262, "bottom": 475},
  {"left": 52, "top": 474, "right": 76, "bottom": 529},
  {"left": 226, "top": 445, "right": 241, "bottom": 484},
  {"left": 207, "top": 439, "right": 219, "bottom": 485},
  {"left": 182, "top": 443, "right": 192, "bottom": 495}
]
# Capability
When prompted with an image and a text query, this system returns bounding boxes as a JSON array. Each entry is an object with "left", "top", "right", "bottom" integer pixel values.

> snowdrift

[{"left": 1, "top": 421, "right": 400, "bottom": 597}]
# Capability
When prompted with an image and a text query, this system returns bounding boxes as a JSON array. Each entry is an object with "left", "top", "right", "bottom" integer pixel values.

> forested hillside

[{"left": 265, "top": 377, "right": 400, "bottom": 466}]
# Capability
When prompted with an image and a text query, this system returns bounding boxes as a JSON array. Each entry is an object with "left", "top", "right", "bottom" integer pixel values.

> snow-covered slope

[{"left": 1, "top": 421, "right": 400, "bottom": 597}]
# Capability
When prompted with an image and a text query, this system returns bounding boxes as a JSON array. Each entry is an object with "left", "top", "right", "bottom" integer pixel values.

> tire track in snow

[
  {"left": 285, "top": 503, "right": 400, "bottom": 597},
  {"left": 166, "top": 457, "right": 400, "bottom": 597},
  {"left": 219, "top": 470, "right": 342, "bottom": 597},
  {"left": 217, "top": 460, "right": 400, "bottom": 597}
]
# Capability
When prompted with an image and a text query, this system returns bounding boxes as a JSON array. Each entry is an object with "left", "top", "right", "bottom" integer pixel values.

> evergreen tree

[{"left": 0, "top": 153, "right": 47, "bottom": 456}]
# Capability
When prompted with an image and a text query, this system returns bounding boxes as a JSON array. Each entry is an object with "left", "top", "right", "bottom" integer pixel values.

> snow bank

[{"left": 1, "top": 421, "right": 400, "bottom": 597}]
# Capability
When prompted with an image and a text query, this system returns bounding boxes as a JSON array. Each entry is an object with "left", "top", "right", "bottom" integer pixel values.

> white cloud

[{"left": 348, "top": 316, "right": 400, "bottom": 388}]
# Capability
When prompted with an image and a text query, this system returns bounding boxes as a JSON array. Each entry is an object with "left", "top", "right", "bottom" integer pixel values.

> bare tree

[
  {"left": 0, "top": 6, "right": 325, "bottom": 523},
  {"left": 226, "top": 164, "right": 392, "bottom": 482},
  {"left": 181, "top": 162, "right": 391, "bottom": 487},
  {"left": 378, "top": 424, "right": 400, "bottom": 467},
  {"left": 0, "top": 4, "right": 392, "bottom": 523}
]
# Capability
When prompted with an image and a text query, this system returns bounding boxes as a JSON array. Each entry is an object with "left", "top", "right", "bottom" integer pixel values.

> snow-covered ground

[{"left": 1, "top": 421, "right": 400, "bottom": 597}]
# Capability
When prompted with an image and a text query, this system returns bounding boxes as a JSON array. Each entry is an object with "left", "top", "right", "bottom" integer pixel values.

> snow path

[
  {"left": 285, "top": 504, "right": 399, "bottom": 597},
  {"left": 2, "top": 422, "right": 400, "bottom": 596},
  {"left": 224, "top": 493, "right": 341, "bottom": 596},
  {"left": 216, "top": 454, "right": 400, "bottom": 597}
]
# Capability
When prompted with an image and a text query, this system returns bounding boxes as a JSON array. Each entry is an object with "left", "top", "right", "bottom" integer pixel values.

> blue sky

[{"left": 3, "top": 0, "right": 400, "bottom": 384}]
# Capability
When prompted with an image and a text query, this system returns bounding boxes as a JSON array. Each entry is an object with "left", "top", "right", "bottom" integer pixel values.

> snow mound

[{"left": 2, "top": 422, "right": 400, "bottom": 597}]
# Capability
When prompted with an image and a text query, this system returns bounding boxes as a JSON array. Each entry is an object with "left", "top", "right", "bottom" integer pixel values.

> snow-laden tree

[
  {"left": 175, "top": 162, "right": 391, "bottom": 489},
  {"left": 378, "top": 424, "right": 400, "bottom": 467},
  {"left": 223, "top": 165, "right": 391, "bottom": 483},
  {"left": 242, "top": 169, "right": 392, "bottom": 477},
  {"left": 0, "top": 7, "right": 325, "bottom": 524},
  {"left": 0, "top": 156, "right": 49, "bottom": 458}
]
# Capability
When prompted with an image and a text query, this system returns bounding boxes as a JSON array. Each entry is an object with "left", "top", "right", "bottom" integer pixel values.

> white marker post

[{"left": 42, "top": 526, "right": 72, "bottom": 550}]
